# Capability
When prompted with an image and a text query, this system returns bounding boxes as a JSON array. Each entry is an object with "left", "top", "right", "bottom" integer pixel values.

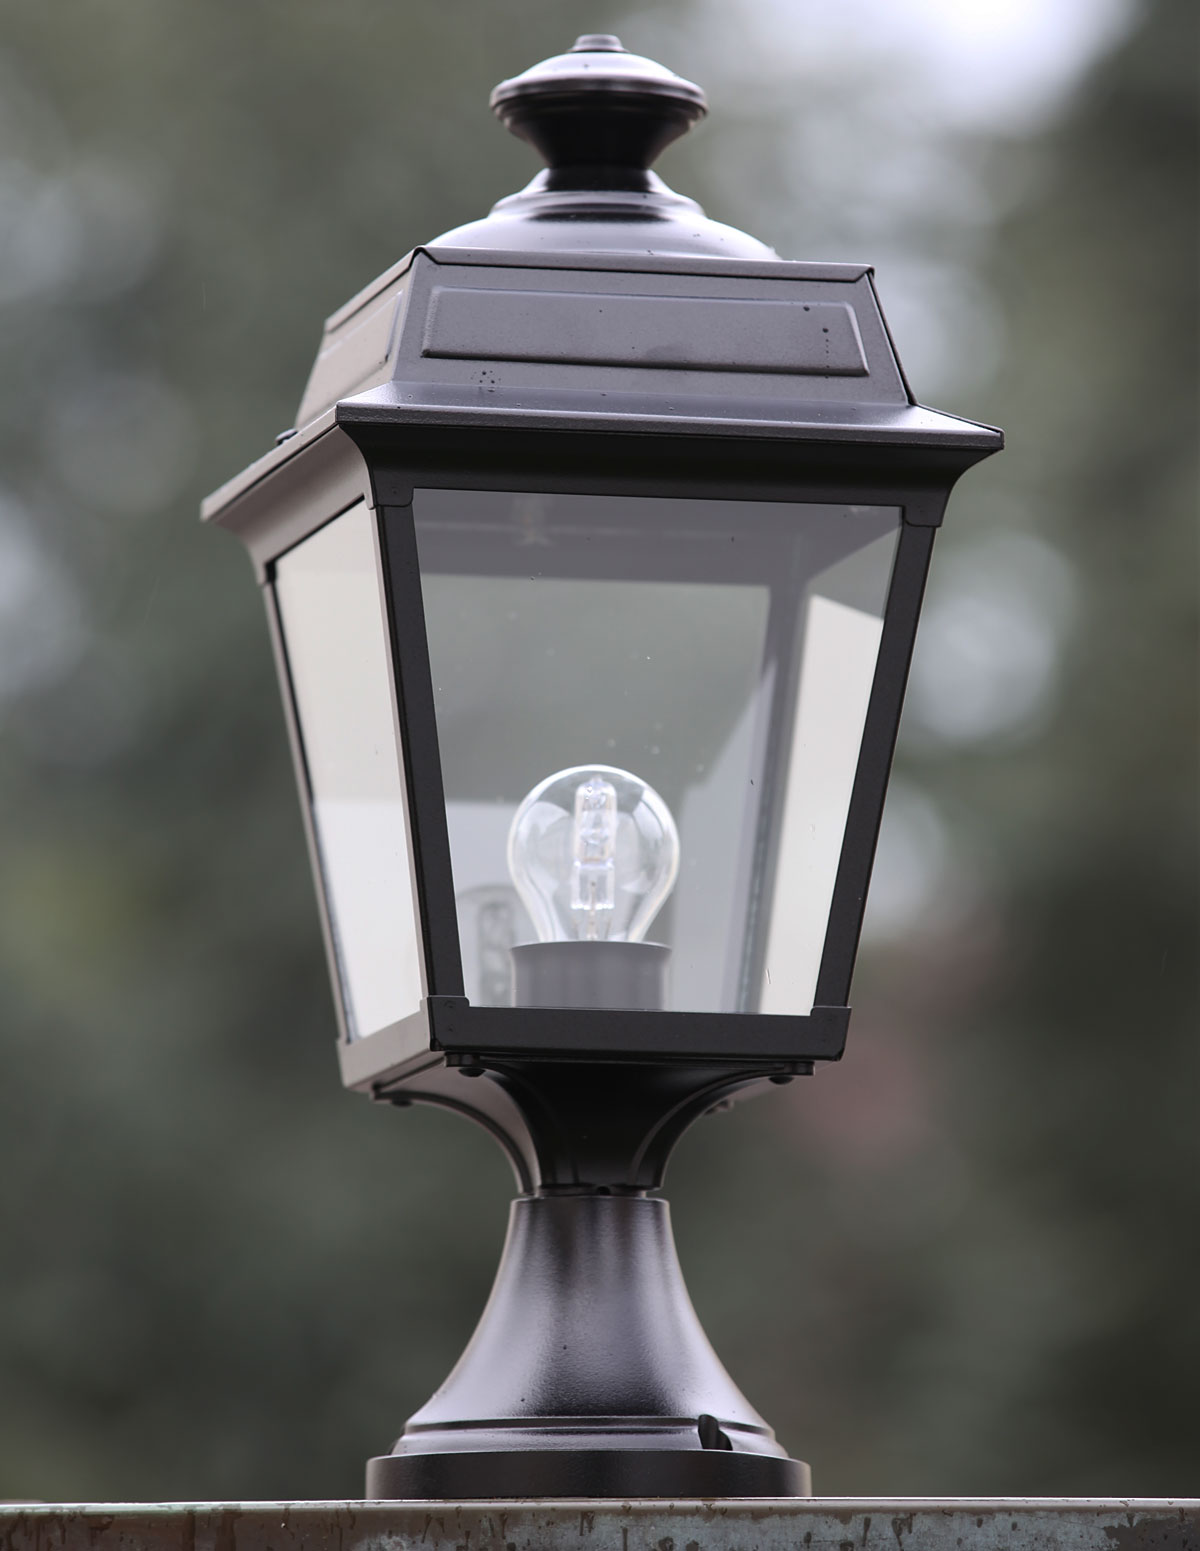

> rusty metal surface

[{"left": 0, "top": 1499, "right": 1197, "bottom": 1550}]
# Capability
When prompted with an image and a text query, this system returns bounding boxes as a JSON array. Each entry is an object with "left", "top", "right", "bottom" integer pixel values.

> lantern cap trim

[
  {"left": 202, "top": 245, "right": 1000, "bottom": 534},
  {"left": 297, "top": 249, "right": 926, "bottom": 435},
  {"left": 325, "top": 245, "right": 874, "bottom": 338},
  {"left": 335, "top": 381, "right": 1000, "bottom": 450},
  {"left": 429, "top": 181, "right": 777, "bottom": 261}
]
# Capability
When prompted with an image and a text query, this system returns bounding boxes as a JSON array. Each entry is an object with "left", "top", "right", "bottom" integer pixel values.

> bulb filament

[{"left": 570, "top": 775, "right": 618, "bottom": 939}]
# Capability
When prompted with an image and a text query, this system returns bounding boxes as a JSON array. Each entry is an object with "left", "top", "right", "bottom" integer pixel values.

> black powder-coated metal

[
  {"left": 438, "top": 35, "right": 764, "bottom": 260},
  {"left": 372, "top": 501, "right": 464, "bottom": 999},
  {"left": 398, "top": 1061, "right": 802, "bottom": 1194},
  {"left": 366, "top": 1192, "right": 810, "bottom": 1500},
  {"left": 366, "top": 1059, "right": 813, "bottom": 1499},
  {"left": 367, "top": 1449, "right": 807, "bottom": 1499},
  {"left": 489, "top": 35, "right": 707, "bottom": 175},
  {"left": 353, "top": 429, "right": 993, "bottom": 513},
  {"left": 424, "top": 1000, "right": 848, "bottom": 1064},
  {"left": 374, "top": 1058, "right": 820, "bottom": 1496}
]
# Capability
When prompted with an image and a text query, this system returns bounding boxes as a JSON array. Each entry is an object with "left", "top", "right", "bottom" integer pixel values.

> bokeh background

[{"left": 0, "top": 0, "right": 1195, "bottom": 1503}]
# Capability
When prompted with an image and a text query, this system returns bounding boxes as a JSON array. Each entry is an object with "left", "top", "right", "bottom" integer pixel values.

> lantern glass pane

[
  {"left": 414, "top": 490, "right": 899, "bottom": 1017},
  {"left": 274, "top": 501, "right": 423, "bottom": 1039}
]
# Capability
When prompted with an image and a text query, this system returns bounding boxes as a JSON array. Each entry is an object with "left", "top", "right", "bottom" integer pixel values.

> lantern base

[
  {"left": 366, "top": 1192, "right": 810, "bottom": 1501},
  {"left": 366, "top": 1446, "right": 809, "bottom": 1500}
]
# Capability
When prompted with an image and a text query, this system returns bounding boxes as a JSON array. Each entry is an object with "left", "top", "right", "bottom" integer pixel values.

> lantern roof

[{"left": 203, "top": 37, "right": 1001, "bottom": 532}]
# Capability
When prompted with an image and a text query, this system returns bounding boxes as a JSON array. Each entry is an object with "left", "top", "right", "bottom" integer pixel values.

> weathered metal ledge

[{"left": 0, "top": 1499, "right": 1197, "bottom": 1550}]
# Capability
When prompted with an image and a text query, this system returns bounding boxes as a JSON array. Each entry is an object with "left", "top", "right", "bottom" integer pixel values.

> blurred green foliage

[{"left": 0, "top": 0, "right": 1195, "bottom": 1503}]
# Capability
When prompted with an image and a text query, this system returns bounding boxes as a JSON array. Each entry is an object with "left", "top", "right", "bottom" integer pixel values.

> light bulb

[{"left": 507, "top": 764, "right": 680, "bottom": 944}]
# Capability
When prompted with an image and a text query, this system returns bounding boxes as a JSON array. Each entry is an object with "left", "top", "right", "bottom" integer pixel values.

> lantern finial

[
  {"left": 489, "top": 34, "right": 707, "bottom": 179},
  {"left": 431, "top": 34, "right": 767, "bottom": 255}
]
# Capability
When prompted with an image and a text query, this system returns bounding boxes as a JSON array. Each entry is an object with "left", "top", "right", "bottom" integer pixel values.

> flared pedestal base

[{"left": 368, "top": 1193, "right": 809, "bottom": 1501}]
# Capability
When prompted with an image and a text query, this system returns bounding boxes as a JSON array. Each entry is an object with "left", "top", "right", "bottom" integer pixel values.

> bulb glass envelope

[{"left": 204, "top": 245, "right": 1001, "bottom": 1094}]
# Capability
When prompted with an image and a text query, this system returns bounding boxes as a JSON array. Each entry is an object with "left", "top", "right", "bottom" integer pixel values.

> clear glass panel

[
  {"left": 273, "top": 501, "right": 423, "bottom": 1039},
  {"left": 414, "top": 490, "right": 899, "bottom": 1017}
]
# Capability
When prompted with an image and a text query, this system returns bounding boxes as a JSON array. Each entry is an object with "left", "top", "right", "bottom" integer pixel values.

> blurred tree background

[{"left": 0, "top": 0, "right": 1194, "bottom": 1503}]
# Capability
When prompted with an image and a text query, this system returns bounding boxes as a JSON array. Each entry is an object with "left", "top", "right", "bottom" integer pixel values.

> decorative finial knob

[{"left": 489, "top": 35, "right": 707, "bottom": 175}]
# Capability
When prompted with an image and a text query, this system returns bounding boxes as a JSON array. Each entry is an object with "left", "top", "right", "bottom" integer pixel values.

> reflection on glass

[
  {"left": 455, "top": 881, "right": 532, "bottom": 1007},
  {"left": 414, "top": 490, "right": 899, "bottom": 1017},
  {"left": 759, "top": 595, "right": 882, "bottom": 1013},
  {"left": 274, "top": 502, "right": 422, "bottom": 1039}
]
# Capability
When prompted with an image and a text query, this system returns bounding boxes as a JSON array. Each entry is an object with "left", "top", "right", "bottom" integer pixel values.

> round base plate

[{"left": 367, "top": 1447, "right": 811, "bottom": 1500}]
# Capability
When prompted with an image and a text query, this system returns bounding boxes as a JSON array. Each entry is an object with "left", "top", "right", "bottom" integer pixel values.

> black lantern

[{"left": 204, "top": 36, "right": 1001, "bottom": 1500}]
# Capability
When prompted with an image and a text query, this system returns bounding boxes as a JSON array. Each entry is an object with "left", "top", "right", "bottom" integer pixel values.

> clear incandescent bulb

[{"left": 507, "top": 764, "right": 680, "bottom": 944}]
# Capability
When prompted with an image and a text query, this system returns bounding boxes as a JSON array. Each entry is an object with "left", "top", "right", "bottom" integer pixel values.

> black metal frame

[{"left": 289, "top": 420, "right": 967, "bottom": 1085}]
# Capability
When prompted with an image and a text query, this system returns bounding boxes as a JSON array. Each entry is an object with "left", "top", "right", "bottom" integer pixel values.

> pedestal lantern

[{"left": 203, "top": 35, "right": 1001, "bottom": 1500}]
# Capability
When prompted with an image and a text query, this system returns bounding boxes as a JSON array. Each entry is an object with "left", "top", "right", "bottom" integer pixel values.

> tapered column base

[{"left": 367, "top": 1194, "right": 810, "bottom": 1501}]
